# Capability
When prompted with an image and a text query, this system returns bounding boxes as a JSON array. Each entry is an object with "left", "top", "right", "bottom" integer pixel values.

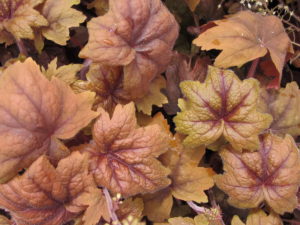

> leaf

[
  {"left": 81, "top": 188, "right": 110, "bottom": 225},
  {"left": 0, "top": 0, "right": 48, "bottom": 45},
  {"left": 0, "top": 216, "right": 11, "bottom": 225},
  {"left": 136, "top": 76, "right": 168, "bottom": 115},
  {"left": 143, "top": 188, "right": 173, "bottom": 222},
  {"left": 143, "top": 114, "right": 214, "bottom": 222},
  {"left": 72, "top": 63, "right": 132, "bottom": 115},
  {"left": 79, "top": 0, "right": 179, "bottom": 97},
  {"left": 215, "top": 133, "right": 300, "bottom": 214},
  {"left": 193, "top": 10, "right": 293, "bottom": 77},
  {"left": 77, "top": 102, "right": 170, "bottom": 197},
  {"left": 43, "top": 57, "right": 82, "bottom": 84},
  {"left": 174, "top": 66, "right": 272, "bottom": 151},
  {"left": 86, "top": 0, "right": 109, "bottom": 16},
  {"left": 184, "top": 0, "right": 201, "bottom": 11},
  {"left": 0, "top": 58, "right": 99, "bottom": 182},
  {"left": 258, "top": 82, "right": 300, "bottom": 137},
  {"left": 117, "top": 198, "right": 144, "bottom": 221},
  {"left": 231, "top": 209, "right": 283, "bottom": 225},
  {"left": 163, "top": 52, "right": 210, "bottom": 115},
  {"left": 168, "top": 215, "right": 210, "bottom": 225},
  {"left": 0, "top": 152, "right": 95, "bottom": 225},
  {"left": 39, "top": 0, "right": 86, "bottom": 45}
]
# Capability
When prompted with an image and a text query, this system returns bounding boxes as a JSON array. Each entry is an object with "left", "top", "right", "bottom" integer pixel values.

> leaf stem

[
  {"left": 247, "top": 58, "right": 260, "bottom": 78},
  {"left": 15, "top": 39, "right": 28, "bottom": 56},
  {"left": 80, "top": 58, "right": 93, "bottom": 80},
  {"left": 187, "top": 201, "right": 206, "bottom": 214},
  {"left": 103, "top": 187, "right": 120, "bottom": 225}
]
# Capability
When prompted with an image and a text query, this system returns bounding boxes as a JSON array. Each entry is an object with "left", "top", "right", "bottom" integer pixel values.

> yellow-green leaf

[{"left": 174, "top": 66, "right": 272, "bottom": 151}]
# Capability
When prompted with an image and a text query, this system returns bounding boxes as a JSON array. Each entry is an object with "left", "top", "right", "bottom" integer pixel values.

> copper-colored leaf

[
  {"left": 81, "top": 188, "right": 110, "bottom": 225},
  {"left": 86, "top": 0, "right": 109, "bottom": 16},
  {"left": 73, "top": 63, "right": 131, "bottom": 115},
  {"left": 77, "top": 102, "right": 170, "bottom": 197},
  {"left": 43, "top": 57, "right": 82, "bottom": 84},
  {"left": 164, "top": 52, "right": 210, "bottom": 115},
  {"left": 0, "top": 216, "right": 11, "bottom": 225},
  {"left": 174, "top": 66, "right": 272, "bottom": 151},
  {"left": 231, "top": 209, "right": 283, "bottom": 225},
  {"left": 143, "top": 114, "right": 214, "bottom": 222},
  {"left": 79, "top": 0, "right": 179, "bottom": 97},
  {"left": 184, "top": 0, "right": 201, "bottom": 11},
  {"left": 215, "top": 134, "right": 300, "bottom": 214},
  {"left": 40, "top": 0, "right": 86, "bottom": 45},
  {"left": 0, "top": 58, "right": 99, "bottom": 182},
  {"left": 117, "top": 198, "right": 144, "bottom": 221},
  {"left": 193, "top": 10, "right": 293, "bottom": 77},
  {"left": 0, "top": 0, "right": 48, "bottom": 45},
  {"left": 136, "top": 76, "right": 168, "bottom": 115},
  {"left": 0, "top": 152, "right": 94, "bottom": 225},
  {"left": 258, "top": 82, "right": 300, "bottom": 137}
]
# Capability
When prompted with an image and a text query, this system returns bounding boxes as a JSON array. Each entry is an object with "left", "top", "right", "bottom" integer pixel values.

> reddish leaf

[
  {"left": 79, "top": 0, "right": 179, "bottom": 97},
  {"left": 77, "top": 102, "right": 170, "bottom": 197},
  {"left": 0, "top": 58, "right": 99, "bottom": 182},
  {"left": 0, "top": 152, "right": 95, "bottom": 225},
  {"left": 215, "top": 134, "right": 300, "bottom": 214}
]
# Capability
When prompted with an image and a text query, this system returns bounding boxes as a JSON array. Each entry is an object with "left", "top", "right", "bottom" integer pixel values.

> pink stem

[
  {"left": 247, "top": 58, "right": 260, "bottom": 78},
  {"left": 103, "top": 187, "right": 120, "bottom": 224}
]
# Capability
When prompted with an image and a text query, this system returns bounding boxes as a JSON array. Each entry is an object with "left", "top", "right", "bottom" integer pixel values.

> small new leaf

[
  {"left": 258, "top": 82, "right": 300, "bottom": 137},
  {"left": 77, "top": 102, "right": 170, "bottom": 197},
  {"left": 215, "top": 134, "right": 300, "bottom": 214},
  {"left": 174, "top": 66, "right": 272, "bottom": 151},
  {"left": 231, "top": 209, "right": 283, "bottom": 225},
  {"left": 0, "top": 58, "right": 98, "bottom": 182},
  {"left": 79, "top": 0, "right": 179, "bottom": 97}
]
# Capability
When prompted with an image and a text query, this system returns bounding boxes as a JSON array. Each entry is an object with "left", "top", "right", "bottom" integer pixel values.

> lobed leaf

[
  {"left": 143, "top": 114, "right": 214, "bottom": 222},
  {"left": 0, "top": 0, "right": 48, "bottom": 45},
  {"left": 193, "top": 10, "right": 293, "bottom": 81},
  {"left": 79, "top": 0, "right": 179, "bottom": 97},
  {"left": 258, "top": 82, "right": 300, "bottom": 137},
  {"left": 76, "top": 103, "right": 170, "bottom": 197},
  {"left": 40, "top": 0, "right": 86, "bottom": 45},
  {"left": 174, "top": 66, "right": 272, "bottom": 151},
  {"left": 0, "top": 58, "right": 98, "bottom": 182},
  {"left": 0, "top": 152, "right": 95, "bottom": 225},
  {"left": 215, "top": 134, "right": 300, "bottom": 214},
  {"left": 231, "top": 209, "right": 283, "bottom": 225}
]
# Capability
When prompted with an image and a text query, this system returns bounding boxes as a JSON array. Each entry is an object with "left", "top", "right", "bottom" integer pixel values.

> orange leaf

[
  {"left": 0, "top": 58, "right": 99, "bottom": 182},
  {"left": 0, "top": 0, "right": 48, "bottom": 45},
  {"left": 77, "top": 102, "right": 170, "bottom": 197},
  {"left": 215, "top": 134, "right": 300, "bottom": 214},
  {"left": 193, "top": 10, "right": 293, "bottom": 76},
  {"left": 231, "top": 209, "right": 283, "bottom": 225},
  {"left": 258, "top": 82, "right": 300, "bottom": 137},
  {"left": 0, "top": 152, "right": 95, "bottom": 225},
  {"left": 79, "top": 0, "right": 179, "bottom": 97}
]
